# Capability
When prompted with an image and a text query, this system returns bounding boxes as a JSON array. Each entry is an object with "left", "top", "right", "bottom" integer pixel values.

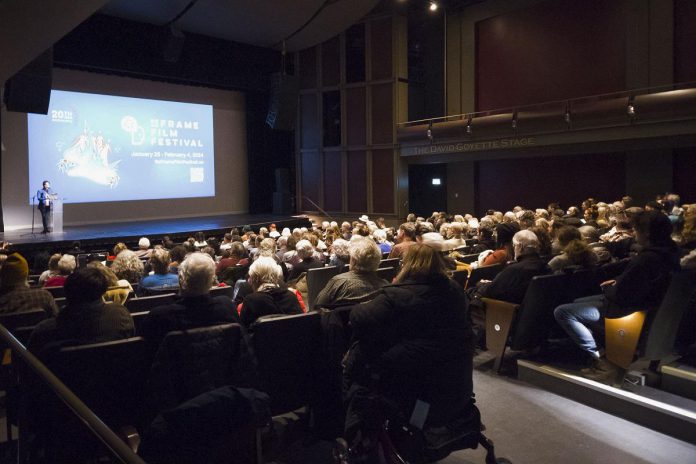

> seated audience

[
  {"left": 28, "top": 267, "right": 134, "bottom": 355},
  {"left": 444, "top": 222, "right": 468, "bottom": 250},
  {"left": 315, "top": 237, "right": 387, "bottom": 308},
  {"left": 328, "top": 238, "right": 351, "bottom": 272},
  {"left": 554, "top": 210, "right": 680, "bottom": 381},
  {"left": 139, "top": 248, "right": 179, "bottom": 295},
  {"left": 110, "top": 249, "right": 145, "bottom": 284},
  {"left": 480, "top": 230, "right": 550, "bottom": 304},
  {"left": 548, "top": 239, "right": 598, "bottom": 273},
  {"left": 43, "top": 254, "right": 77, "bottom": 287},
  {"left": 372, "top": 229, "right": 392, "bottom": 254},
  {"left": 238, "top": 256, "right": 303, "bottom": 327},
  {"left": 38, "top": 253, "right": 61, "bottom": 285},
  {"left": 0, "top": 253, "right": 58, "bottom": 316},
  {"left": 193, "top": 231, "right": 207, "bottom": 249},
  {"left": 287, "top": 239, "right": 323, "bottom": 281},
  {"left": 86, "top": 261, "right": 132, "bottom": 305},
  {"left": 141, "top": 253, "right": 236, "bottom": 348}
]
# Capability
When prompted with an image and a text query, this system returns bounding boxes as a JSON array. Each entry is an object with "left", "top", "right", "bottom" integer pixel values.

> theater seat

[
  {"left": 466, "top": 263, "right": 504, "bottom": 289},
  {"left": 125, "top": 293, "right": 177, "bottom": 313},
  {"left": 306, "top": 265, "right": 340, "bottom": 311},
  {"left": 605, "top": 311, "right": 647, "bottom": 369},
  {"left": 481, "top": 297, "right": 520, "bottom": 372}
]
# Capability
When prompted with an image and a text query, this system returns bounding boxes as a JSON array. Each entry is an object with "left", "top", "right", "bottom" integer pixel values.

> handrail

[
  {"left": 397, "top": 80, "right": 696, "bottom": 127},
  {"left": 0, "top": 323, "right": 147, "bottom": 464}
]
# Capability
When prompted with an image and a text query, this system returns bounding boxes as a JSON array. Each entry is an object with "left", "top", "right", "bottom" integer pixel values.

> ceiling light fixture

[{"left": 429, "top": 1, "right": 439, "bottom": 11}]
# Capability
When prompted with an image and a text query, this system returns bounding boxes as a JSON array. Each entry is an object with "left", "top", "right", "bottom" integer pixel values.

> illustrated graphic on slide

[
  {"left": 28, "top": 90, "right": 215, "bottom": 204},
  {"left": 57, "top": 123, "right": 121, "bottom": 188}
]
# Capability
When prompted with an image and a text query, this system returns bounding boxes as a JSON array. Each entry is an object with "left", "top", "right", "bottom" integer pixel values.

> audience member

[
  {"left": 287, "top": 239, "right": 323, "bottom": 281},
  {"left": 388, "top": 223, "right": 417, "bottom": 258},
  {"left": 38, "top": 253, "right": 61, "bottom": 285},
  {"left": 141, "top": 253, "right": 236, "bottom": 348},
  {"left": 315, "top": 237, "right": 387, "bottom": 308},
  {"left": 139, "top": 248, "right": 179, "bottom": 295},
  {"left": 554, "top": 210, "right": 680, "bottom": 382},
  {"left": 135, "top": 237, "right": 153, "bottom": 259},
  {"left": 28, "top": 267, "right": 134, "bottom": 355},
  {"left": 482, "top": 223, "right": 519, "bottom": 266},
  {"left": 0, "top": 253, "right": 58, "bottom": 316},
  {"left": 111, "top": 249, "right": 145, "bottom": 284}
]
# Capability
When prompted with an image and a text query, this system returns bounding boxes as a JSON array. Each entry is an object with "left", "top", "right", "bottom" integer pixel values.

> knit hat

[{"left": 0, "top": 253, "right": 29, "bottom": 288}]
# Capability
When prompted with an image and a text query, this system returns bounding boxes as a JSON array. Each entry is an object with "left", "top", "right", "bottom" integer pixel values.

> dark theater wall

[
  {"left": 475, "top": 153, "right": 626, "bottom": 214},
  {"left": 475, "top": 0, "right": 627, "bottom": 112},
  {"left": 674, "top": 0, "right": 696, "bottom": 83}
]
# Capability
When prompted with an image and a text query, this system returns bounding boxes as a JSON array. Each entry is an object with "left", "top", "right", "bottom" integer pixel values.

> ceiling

[{"left": 100, "top": 0, "right": 382, "bottom": 51}]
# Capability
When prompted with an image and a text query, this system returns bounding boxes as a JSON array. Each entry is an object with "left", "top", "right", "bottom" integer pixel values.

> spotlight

[{"left": 429, "top": 1, "right": 438, "bottom": 11}]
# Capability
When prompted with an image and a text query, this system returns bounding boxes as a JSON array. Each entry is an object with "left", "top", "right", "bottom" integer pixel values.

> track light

[{"left": 429, "top": 1, "right": 438, "bottom": 11}]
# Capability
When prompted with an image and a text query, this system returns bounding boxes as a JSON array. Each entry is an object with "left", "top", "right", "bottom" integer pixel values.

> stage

[{"left": 2, "top": 213, "right": 312, "bottom": 255}]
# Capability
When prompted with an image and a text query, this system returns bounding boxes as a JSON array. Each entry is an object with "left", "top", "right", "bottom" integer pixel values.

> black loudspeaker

[
  {"left": 275, "top": 168, "right": 290, "bottom": 193},
  {"left": 266, "top": 72, "right": 299, "bottom": 131},
  {"left": 3, "top": 48, "right": 53, "bottom": 114}
]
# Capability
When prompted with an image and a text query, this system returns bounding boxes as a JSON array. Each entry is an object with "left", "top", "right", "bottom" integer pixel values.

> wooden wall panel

[
  {"left": 301, "top": 93, "right": 319, "bottom": 148},
  {"left": 347, "top": 150, "right": 367, "bottom": 212},
  {"left": 346, "top": 86, "right": 366, "bottom": 146},
  {"left": 301, "top": 150, "right": 321, "bottom": 209},
  {"left": 299, "top": 47, "right": 316, "bottom": 89},
  {"left": 323, "top": 151, "right": 343, "bottom": 211},
  {"left": 674, "top": 0, "right": 696, "bottom": 83},
  {"left": 372, "top": 149, "right": 394, "bottom": 213},
  {"left": 475, "top": 0, "right": 626, "bottom": 111},
  {"left": 475, "top": 153, "right": 626, "bottom": 215},
  {"left": 322, "top": 37, "right": 340, "bottom": 87},
  {"left": 371, "top": 83, "right": 393, "bottom": 144},
  {"left": 371, "top": 17, "right": 393, "bottom": 80}
]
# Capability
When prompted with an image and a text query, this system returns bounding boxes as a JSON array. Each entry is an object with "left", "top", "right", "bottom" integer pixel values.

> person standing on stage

[{"left": 36, "top": 180, "right": 55, "bottom": 234}]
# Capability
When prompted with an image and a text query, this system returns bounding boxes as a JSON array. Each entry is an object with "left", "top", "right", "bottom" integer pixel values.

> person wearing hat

[
  {"left": 482, "top": 222, "right": 520, "bottom": 266},
  {"left": 0, "top": 253, "right": 58, "bottom": 316}
]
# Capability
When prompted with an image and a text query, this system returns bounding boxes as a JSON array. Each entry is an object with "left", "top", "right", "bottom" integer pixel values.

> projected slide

[{"left": 28, "top": 90, "right": 215, "bottom": 204}]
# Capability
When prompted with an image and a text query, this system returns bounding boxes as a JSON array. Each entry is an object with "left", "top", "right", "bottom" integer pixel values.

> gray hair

[
  {"left": 111, "top": 249, "right": 144, "bottom": 283},
  {"left": 57, "top": 254, "right": 77, "bottom": 275},
  {"left": 295, "top": 239, "right": 314, "bottom": 259},
  {"left": 349, "top": 237, "right": 381, "bottom": 273},
  {"left": 331, "top": 238, "right": 351, "bottom": 260},
  {"left": 512, "top": 229, "right": 540, "bottom": 257},
  {"left": 258, "top": 237, "right": 277, "bottom": 255},
  {"left": 138, "top": 237, "right": 150, "bottom": 249},
  {"left": 179, "top": 252, "right": 215, "bottom": 296},
  {"left": 248, "top": 256, "right": 283, "bottom": 290},
  {"left": 372, "top": 228, "right": 387, "bottom": 243},
  {"left": 150, "top": 248, "right": 171, "bottom": 274}
]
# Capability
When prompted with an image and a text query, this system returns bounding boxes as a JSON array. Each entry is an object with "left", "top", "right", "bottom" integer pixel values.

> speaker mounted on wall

[
  {"left": 266, "top": 72, "right": 299, "bottom": 131},
  {"left": 3, "top": 48, "right": 53, "bottom": 115}
]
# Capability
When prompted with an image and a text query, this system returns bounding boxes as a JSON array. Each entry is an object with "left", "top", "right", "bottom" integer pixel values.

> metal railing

[{"left": 0, "top": 323, "right": 147, "bottom": 464}]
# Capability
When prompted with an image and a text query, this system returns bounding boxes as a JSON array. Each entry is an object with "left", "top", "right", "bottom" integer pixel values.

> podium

[{"left": 50, "top": 198, "right": 63, "bottom": 233}]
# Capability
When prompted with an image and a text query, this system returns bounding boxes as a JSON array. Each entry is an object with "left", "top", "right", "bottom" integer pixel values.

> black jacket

[
  {"left": 482, "top": 253, "right": 550, "bottom": 304},
  {"left": 240, "top": 285, "right": 303, "bottom": 327},
  {"left": 346, "top": 275, "right": 475, "bottom": 425},
  {"left": 603, "top": 244, "right": 681, "bottom": 317}
]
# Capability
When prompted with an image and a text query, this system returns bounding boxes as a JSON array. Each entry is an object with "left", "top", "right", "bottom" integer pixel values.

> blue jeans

[{"left": 554, "top": 295, "right": 606, "bottom": 358}]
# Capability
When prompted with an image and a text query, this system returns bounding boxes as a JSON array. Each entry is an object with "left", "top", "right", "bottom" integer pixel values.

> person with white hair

[
  {"left": 329, "top": 238, "right": 351, "bottom": 271},
  {"left": 141, "top": 252, "right": 236, "bottom": 347},
  {"left": 479, "top": 229, "right": 550, "bottom": 304},
  {"left": 444, "top": 222, "right": 468, "bottom": 250},
  {"left": 287, "top": 239, "right": 323, "bottom": 281},
  {"left": 315, "top": 237, "right": 387, "bottom": 308},
  {"left": 43, "top": 254, "right": 77, "bottom": 287},
  {"left": 238, "top": 256, "right": 303, "bottom": 326},
  {"left": 372, "top": 229, "right": 391, "bottom": 254},
  {"left": 135, "top": 237, "right": 152, "bottom": 259}
]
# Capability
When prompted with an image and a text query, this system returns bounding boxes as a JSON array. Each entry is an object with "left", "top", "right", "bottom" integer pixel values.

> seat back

[
  {"left": 456, "top": 253, "right": 480, "bottom": 264},
  {"left": 450, "top": 270, "right": 469, "bottom": 288},
  {"left": 0, "top": 309, "right": 48, "bottom": 334},
  {"left": 481, "top": 298, "right": 520, "bottom": 372},
  {"left": 605, "top": 311, "right": 647, "bottom": 369},
  {"left": 149, "top": 323, "right": 244, "bottom": 413},
  {"left": 379, "top": 258, "right": 401, "bottom": 269},
  {"left": 209, "top": 285, "right": 234, "bottom": 299},
  {"left": 125, "top": 293, "right": 177, "bottom": 313},
  {"left": 510, "top": 274, "right": 573, "bottom": 351},
  {"left": 250, "top": 312, "right": 321, "bottom": 415},
  {"left": 130, "top": 311, "right": 149, "bottom": 335},
  {"left": 466, "top": 263, "right": 504, "bottom": 289},
  {"left": 375, "top": 266, "right": 398, "bottom": 283},
  {"left": 46, "top": 337, "right": 152, "bottom": 428},
  {"left": 644, "top": 270, "right": 696, "bottom": 361},
  {"left": 43, "top": 286, "right": 65, "bottom": 298},
  {"left": 306, "top": 266, "right": 340, "bottom": 311}
]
